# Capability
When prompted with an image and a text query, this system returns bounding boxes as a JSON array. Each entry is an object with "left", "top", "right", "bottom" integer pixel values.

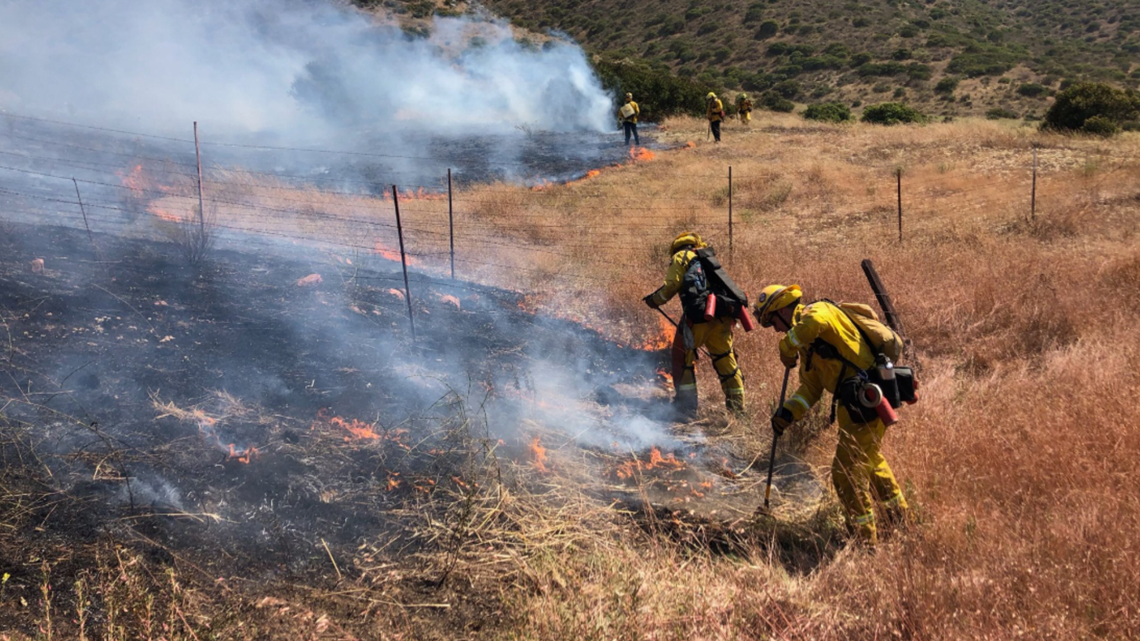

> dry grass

[{"left": 5, "top": 114, "right": 1140, "bottom": 639}]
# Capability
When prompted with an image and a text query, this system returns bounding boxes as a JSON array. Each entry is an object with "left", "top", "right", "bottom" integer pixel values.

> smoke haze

[{"left": 0, "top": 0, "right": 613, "bottom": 142}]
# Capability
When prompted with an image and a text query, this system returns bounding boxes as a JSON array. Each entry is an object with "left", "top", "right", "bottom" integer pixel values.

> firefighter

[
  {"left": 618, "top": 92, "right": 640, "bottom": 146},
  {"left": 754, "top": 284, "right": 910, "bottom": 546},
  {"left": 643, "top": 232, "right": 745, "bottom": 419},
  {"left": 706, "top": 92, "right": 725, "bottom": 143},
  {"left": 736, "top": 93, "right": 753, "bottom": 126}
]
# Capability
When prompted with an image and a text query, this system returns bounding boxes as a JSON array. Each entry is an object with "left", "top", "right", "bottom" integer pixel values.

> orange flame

[
  {"left": 313, "top": 411, "right": 411, "bottom": 450},
  {"left": 296, "top": 273, "right": 322, "bottom": 287},
  {"left": 584, "top": 169, "right": 602, "bottom": 179},
  {"left": 196, "top": 415, "right": 258, "bottom": 464},
  {"left": 373, "top": 241, "right": 421, "bottom": 265},
  {"left": 685, "top": 141, "right": 696, "bottom": 149},
  {"left": 386, "top": 288, "right": 406, "bottom": 300},
  {"left": 629, "top": 147, "right": 656, "bottom": 162},
  {"left": 637, "top": 316, "right": 675, "bottom": 351},
  {"left": 529, "top": 437, "right": 548, "bottom": 473},
  {"left": 118, "top": 164, "right": 182, "bottom": 222},
  {"left": 613, "top": 446, "right": 687, "bottom": 479},
  {"left": 437, "top": 294, "right": 460, "bottom": 308}
]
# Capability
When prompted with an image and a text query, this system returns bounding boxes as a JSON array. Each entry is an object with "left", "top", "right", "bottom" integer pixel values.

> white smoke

[{"left": 0, "top": 0, "right": 612, "bottom": 139}]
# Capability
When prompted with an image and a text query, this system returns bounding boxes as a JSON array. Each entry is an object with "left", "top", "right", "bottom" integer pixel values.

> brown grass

[{"left": 5, "top": 114, "right": 1140, "bottom": 639}]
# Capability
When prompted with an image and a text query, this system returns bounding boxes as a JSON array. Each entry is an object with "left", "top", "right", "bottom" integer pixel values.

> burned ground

[{"left": 0, "top": 221, "right": 814, "bottom": 638}]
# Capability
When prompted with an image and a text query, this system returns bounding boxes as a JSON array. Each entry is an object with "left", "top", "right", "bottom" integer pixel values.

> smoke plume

[{"left": 0, "top": 0, "right": 612, "bottom": 141}]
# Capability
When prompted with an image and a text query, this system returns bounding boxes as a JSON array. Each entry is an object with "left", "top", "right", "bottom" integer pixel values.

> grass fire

[{"left": 3, "top": 68, "right": 1140, "bottom": 641}]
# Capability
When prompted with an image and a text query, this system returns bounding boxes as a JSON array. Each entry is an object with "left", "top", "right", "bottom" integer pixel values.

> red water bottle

[
  {"left": 736, "top": 305, "right": 755, "bottom": 332},
  {"left": 703, "top": 293, "right": 717, "bottom": 321},
  {"left": 859, "top": 383, "right": 899, "bottom": 427}
]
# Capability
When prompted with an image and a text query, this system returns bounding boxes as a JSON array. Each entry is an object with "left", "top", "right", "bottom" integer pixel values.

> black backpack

[{"left": 679, "top": 248, "right": 749, "bottom": 322}]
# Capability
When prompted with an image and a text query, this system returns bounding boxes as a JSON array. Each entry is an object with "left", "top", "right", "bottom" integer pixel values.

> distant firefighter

[
  {"left": 706, "top": 92, "right": 725, "bottom": 143},
  {"left": 643, "top": 232, "right": 751, "bottom": 419},
  {"left": 754, "top": 284, "right": 915, "bottom": 546},
  {"left": 736, "top": 93, "right": 753, "bottom": 125},
  {"left": 618, "top": 92, "right": 640, "bottom": 146}
]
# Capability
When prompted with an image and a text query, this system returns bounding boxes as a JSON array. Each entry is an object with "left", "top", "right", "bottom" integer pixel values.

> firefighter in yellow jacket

[
  {"left": 618, "top": 92, "right": 640, "bottom": 146},
  {"left": 754, "top": 284, "right": 909, "bottom": 545},
  {"left": 706, "top": 92, "right": 725, "bottom": 143},
  {"left": 736, "top": 93, "right": 753, "bottom": 125},
  {"left": 644, "top": 232, "right": 744, "bottom": 419}
]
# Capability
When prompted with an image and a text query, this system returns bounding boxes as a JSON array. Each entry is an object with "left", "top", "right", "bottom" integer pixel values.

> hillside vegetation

[{"left": 371, "top": 0, "right": 1140, "bottom": 119}]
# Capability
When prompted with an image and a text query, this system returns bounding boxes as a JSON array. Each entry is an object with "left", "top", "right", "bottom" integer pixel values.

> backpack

[
  {"left": 679, "top": 248, "right": 749, "bottom": 322},
  {"left": 620, "top": 103, "right": 636, "bottom": 119},
  {"left": 832, "top": 302, "right": 904, "bottom": 362}
]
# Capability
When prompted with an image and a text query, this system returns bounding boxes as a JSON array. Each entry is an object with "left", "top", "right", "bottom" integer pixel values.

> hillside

[{"left": 373, "top": 0, "right": 1140, "bottom": 118}]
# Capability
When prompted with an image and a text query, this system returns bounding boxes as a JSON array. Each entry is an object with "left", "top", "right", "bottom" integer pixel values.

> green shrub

[
  {"left": 947, "top": 45, "right": 1021, "bottom": 77},
  {"left": 756, "top": 20, "right": 779, "bottom": 39},
  {"left": 861, "top": 102, "right": 928, "bottom": 125},
  {"left": 803, "top": 102, "right": 852, "bottom": 122},
  {"left": 850, "top": 52, "right": 874, "bottom": 67},
  {"left": 1042, "top": 82, "right": 1140, "bottom": 134},
  {"left": 1017, "top": 83, "right": 1050, "bottom": 97},
  {"left": 773, "top": 79, "right": 801, "bottom": 98},
  {"left": 744, "top": 3, "right": 766, "bottom": 24},
  {"left": 759, "top": 91, "right": 795, "bottom": 112},
  {"left": 593, "top": 57, "right": 712, "bottom": 120},
  {"left": 1082, "top": 115, "right": 1120, "bottom": 136},
  {"left": 935, "top": 77, "right": 960, "bottom": 94},
  {"left": 985, "top": 107, "right": 1019, "bottom": 119}
]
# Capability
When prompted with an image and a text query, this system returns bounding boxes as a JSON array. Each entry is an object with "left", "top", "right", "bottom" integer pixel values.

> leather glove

[
  {"left": 643, "top": 293, "right": 660, "bottom": 309},
  {"left": 771, "top": 406, "right": 794, "bottom": 436},
  {"left": 779, "top": 342, "right": 799, "bottom": 369}
]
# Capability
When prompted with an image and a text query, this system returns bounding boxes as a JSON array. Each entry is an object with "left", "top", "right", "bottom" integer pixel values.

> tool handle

[{"left": 764, "top": 367, "right": 792, "bottom": 509}]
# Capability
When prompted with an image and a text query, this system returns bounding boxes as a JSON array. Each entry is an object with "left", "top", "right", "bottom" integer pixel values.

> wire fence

[{"left": 4, "top": 110, "right": 1140, "bottom": 309}]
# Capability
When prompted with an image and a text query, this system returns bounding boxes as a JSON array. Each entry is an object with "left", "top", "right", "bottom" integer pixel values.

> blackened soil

[{"left": 0, "top": 222, "right": 665, "bottom": 587}]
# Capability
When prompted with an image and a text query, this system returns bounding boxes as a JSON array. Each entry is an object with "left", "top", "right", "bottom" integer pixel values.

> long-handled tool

[
  {"left": 651, "top": 307, "right": 712, "bottom": 360},
  {"left": 763, "top": 367, "right": 792, "bottom": 510}
]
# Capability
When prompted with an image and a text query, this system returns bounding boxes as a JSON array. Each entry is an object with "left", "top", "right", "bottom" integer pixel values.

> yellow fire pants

[
  {"left": 671, "top": 316, "right": 744, "bottom": 412},
  {"left": 832, "top": 408, "right": 908, "bottom": 545}
]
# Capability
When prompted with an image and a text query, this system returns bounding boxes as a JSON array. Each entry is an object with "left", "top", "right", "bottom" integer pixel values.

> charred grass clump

[{"left": 4, "top": 113, "right": 1140, "bottom": 638}]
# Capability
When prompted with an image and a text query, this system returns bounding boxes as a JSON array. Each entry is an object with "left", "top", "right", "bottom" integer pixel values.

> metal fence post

[
  {"left": 728, "top": 165, "right": 734, "bottom": 258},
  {"left": 391, "top": 185, "right": 416, "bottom": 340}
]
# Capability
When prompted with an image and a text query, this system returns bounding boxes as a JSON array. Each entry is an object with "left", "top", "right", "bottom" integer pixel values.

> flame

[
  {"left": 629, "top": 147, "right": 656, "bottom": 162},
  {"left": 296, "top": 274, "right": 322, "bottom": 287},
  {"left": 656, "top": 368, "right": 674, "bottom": 390},
  {"left": 584, "top": 169, "right": 602, "bottom": 179},
  {"left": 118, "top": 164, "right": 182, "bottom": 222},
  {"left": 437, "top": 294, "right": 460, "bottom": 308},
  {"left": 195, "top": 414, "right": 258, "bottom": 464},
  {"left": 529, "top": 437, "right": 548, "bottom": 473},
  {"left": 612, "top": 446, "right": 687, "bottom": 479},
  {"left": 312, "top": 411, "right": 411, "bottom": 450},
  {"left": 373, "top": 241, "right": 421, "bottom": 265},
  {"left": 637, "top": 315, "right": 675, "bottom": 351},
  {"left": 386, "top": 288, "right": 405, "bottom": 300},
  {"left": 685, "top": 141, "right": 696, "bottom": 149}
]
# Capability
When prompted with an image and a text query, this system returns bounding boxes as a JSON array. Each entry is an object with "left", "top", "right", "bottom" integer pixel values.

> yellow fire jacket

[
  {"left": 779, "top": 301, "right": 877, "bottom": 421},
  {"left": 619, "top": 100, "right": 640, "bottom": 123},
  {"left": 707, "top": 99, "right": 724, "bottom": 122},
  {"left": 649, "top": 249, "right": 698, "bottom": 306}
]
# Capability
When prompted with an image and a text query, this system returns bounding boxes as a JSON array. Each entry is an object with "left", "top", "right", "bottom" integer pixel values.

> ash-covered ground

[{"left": 0, "top": 222, "right": 821, "bottom": 587}]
